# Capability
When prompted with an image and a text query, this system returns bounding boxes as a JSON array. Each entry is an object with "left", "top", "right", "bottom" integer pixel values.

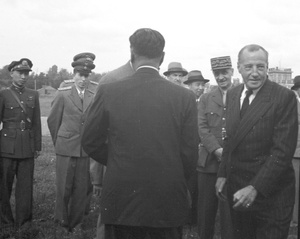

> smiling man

[
  {"left": 196, "top": 56, "right": 233, "bottom": 239},
  {"left": 216, "top": 44, "right": 298, "bottom": 239}
]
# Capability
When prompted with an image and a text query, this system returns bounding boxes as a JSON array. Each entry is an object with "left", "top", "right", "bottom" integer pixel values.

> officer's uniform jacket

[
  {"left": 47, "top": 84, "right": 94, "bottom": 157},
  {"left": 0, "top": 85, "right": 41, "bottom": 158},
  {"left": 197, "top": 87, "right": 226, "bottom": 173}
]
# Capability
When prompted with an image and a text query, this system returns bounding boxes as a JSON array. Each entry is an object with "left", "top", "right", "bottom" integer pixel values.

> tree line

[{"left": 0, "top": 65, "right": 104, "bottom": 90}]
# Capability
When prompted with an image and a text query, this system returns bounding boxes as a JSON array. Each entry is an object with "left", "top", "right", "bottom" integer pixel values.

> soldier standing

[{"left": 0, "top": 58, "right": 41, "bottom": 230}]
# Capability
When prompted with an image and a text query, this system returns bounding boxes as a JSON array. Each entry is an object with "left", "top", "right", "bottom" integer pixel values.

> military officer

[
  {"left": 0, "top": 58, "right": 42, "bottom": 229},
  {"left": 47, "top": 52, "right": 97, "bottom": 233}
]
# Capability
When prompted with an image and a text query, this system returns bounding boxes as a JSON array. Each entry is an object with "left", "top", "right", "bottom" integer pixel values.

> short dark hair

[
  {"left": 129, "top": 28, "right": 165, "bottom": 59},
  {"left": 238, "top": 44, "right": 269, "bottom": 64}
]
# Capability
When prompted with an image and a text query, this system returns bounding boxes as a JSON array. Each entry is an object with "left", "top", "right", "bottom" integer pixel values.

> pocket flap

[
  {"left": 57, "top": 131, "right": 71, "bottom": 138},
  {"left": 1, "top": 128, "right": 17, "bottom": 138}
]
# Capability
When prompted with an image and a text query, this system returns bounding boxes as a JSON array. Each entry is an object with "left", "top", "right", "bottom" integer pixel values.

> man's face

[
  {"left": 213, "top": 68, "right": 233, "bottom": 91},
  {"left": 74, "top": 72, "right": 88, "bottom": 90},
  {"left": 188, "top": 81, "right": 206, "bottom": 98},
  {"left": 167, "top": 72, "right": 184, "bottom": 85},
  {"left": 11, "top": 70, "right": 29, "bottom": 87},
  {"left": 238, "top": 49, "right": 268, "bottom": 90}
]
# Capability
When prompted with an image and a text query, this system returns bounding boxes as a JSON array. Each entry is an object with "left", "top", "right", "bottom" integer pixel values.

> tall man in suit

[
  {"left": 0, "top": 58, "right": 41, "bottom": 230},
  {"left": 82, "top": 28, "right": 199, "bottom": 239},
  {"left": 47, "top": 52, "right": 97, "bottom": 232},
  {"left": 216, "top": 44, "right": 298, "bottom": 239},
  {"left": 197, "top": 56, "right": 233, "bottom": 239}
]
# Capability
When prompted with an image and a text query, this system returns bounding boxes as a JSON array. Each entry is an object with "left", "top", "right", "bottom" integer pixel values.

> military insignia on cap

[
  {"left": 211, "top": 56, "right": 232, "bottom": 70},
  {"left": 22, "top": 60, "right": 29, "bottom": 66}
]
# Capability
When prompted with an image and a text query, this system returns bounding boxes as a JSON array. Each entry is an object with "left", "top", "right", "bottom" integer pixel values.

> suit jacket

[
  {"left": 198, "top": 88, "right": 226, "bottom": 173},
  {"left": 47, "top": 85, "right": 94, "bottom": 157},
  {"left": 218, "top": 79, "right": 298, "bottom": 210},
  {"left": 293, "top": 91, "right": 300, "bottom": 158},
  {"left": 82, "top": 67, "right": 199, "bottom": 227},
  {"left": 0, "top": 85, "right": 41, "bottom": 158},
  {"left": 98, "top": 60, "right": 134, "bottom": 86}
]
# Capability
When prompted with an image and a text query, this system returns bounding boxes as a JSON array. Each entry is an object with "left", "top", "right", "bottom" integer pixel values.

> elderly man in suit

[
  {"left": 82, "top": 28, "right": 199, "bottom": 239},
  {"left": 216, "top": 44, "right": 298, "bottom": 239},
  {"left": 0, "top": 58, "right": 41, "bottom": 231},
  {"left": 197, "top": 56, "right": 233, "bottom": 239},
  {"left": 47, "top": 52, "right": 96, "bottom": 233}
]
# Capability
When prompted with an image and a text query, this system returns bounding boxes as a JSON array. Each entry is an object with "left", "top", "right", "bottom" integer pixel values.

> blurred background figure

[
  {"left": 184, "top": 70, "right": 209, "bottom": 101},
  {"left": 163, "top": 62, "right": 188, "bottom": 87}
]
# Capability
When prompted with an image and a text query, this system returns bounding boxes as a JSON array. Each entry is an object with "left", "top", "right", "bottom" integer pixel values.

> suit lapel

[
  {"left": 68, "top": 85, "right": 83, "bottom": 111},
  {"left": 229, "top": 80, "right": 274, "bottom": 151}
]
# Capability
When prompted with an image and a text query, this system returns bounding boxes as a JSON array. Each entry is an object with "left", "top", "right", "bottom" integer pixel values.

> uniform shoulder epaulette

[
  {"left": 58, "top": 86, "right": 72, "bottom": 91},
  {"left": 90, "top": 80, "right": 99, "bottom": 85},
  {"left": 64, "top": 79, "right": 75, "bottom": 83}
]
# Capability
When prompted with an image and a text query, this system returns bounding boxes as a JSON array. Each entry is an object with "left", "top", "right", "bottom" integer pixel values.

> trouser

[
  {"left": 292, "top": 158, "right": 299, "bottom": 224},
  {"left": 0, "top": 157, "right": 34, "bottom": 227},
  {"left": 230, "top": 205, "right": 293, "bottom": 239},
  {"left": 104, "top": 224, "right": 183, "bottom": 239},
  {"left": 54, "top": 155, "right": 89, "bottom": 230},
  {"left": 197, "top": 172, "right": 232, "bottom": 239}
]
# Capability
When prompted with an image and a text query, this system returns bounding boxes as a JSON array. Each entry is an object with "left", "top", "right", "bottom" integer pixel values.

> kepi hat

[
  {"left": 71, "top": 52, "right": 96, "bottom": 75},
  {"left": 163, "top": 62, "right": 188, "bottom": 76},
  {"left": 291, "top": 75, "right": 300, "bottom": 90},
  {"left": 8, "top": 58, "right": 33, "bottom": 72},
  {"left": 211, "top": 56, "right": 232, "bottom": 71},
  {"left": 184, "top": 70, "right": 209, "bottom": 85}
]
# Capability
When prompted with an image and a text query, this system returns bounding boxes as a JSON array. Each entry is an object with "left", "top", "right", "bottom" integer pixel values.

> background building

[{"left": 268, "top": 67, "right": 293, "bottom": 89}]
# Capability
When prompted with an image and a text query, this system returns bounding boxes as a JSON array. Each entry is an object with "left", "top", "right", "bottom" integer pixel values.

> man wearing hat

[
  {"left": 291, "top": 75, "right": 300, "bottom": 231},
  {"left": 197, "top": 56, "right": 233, "bottom": 239},
  {"left": 0, "top": 58, "right": 41, "bottom": 230},
  {"left": 47, "top": 52, "right": 97, "bottom": 233},
  {"left": 163, "top": 62, "right": 188, "bottom": 87},
  {"left": 184, "top": 70, "right": 209, "bottom": 101}
]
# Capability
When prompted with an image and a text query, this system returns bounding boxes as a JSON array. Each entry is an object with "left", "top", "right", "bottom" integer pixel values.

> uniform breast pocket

[
  {"left": 5, "top": 103, "right": 20, "bottom": 118},
  {"left": 26, "top": 98, "right": 35, "bottom": 115},
  {"left": 204, "top": 110, "right": 221, "bottom": 127}
]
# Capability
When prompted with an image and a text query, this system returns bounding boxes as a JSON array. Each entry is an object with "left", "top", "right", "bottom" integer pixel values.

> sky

[{"left": 0, "top": 0, "right": 300, "bottom": 84}]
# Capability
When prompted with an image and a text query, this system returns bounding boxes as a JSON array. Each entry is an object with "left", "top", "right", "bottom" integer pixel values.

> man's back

[{"left": 83, "top": 67, "right": 198, "bottom": 227}]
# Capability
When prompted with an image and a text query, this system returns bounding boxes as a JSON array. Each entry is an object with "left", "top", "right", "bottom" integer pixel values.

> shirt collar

[{"left": 136, "top": 65, "right": 159, "bottom": 72}]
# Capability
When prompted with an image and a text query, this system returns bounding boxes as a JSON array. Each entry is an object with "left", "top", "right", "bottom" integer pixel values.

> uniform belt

[{"left": 3, "top": 122, "right": 32, "bottom": 130}]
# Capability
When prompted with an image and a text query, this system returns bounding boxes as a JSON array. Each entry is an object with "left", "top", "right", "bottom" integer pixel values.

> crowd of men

[{"left": 0, "top": 27, "right": 299, "bottom": 239}]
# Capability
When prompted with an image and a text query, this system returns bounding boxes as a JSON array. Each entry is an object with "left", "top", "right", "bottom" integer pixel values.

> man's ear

[{"left": 159, "top": 52, "right": 165, "bottom": 67}]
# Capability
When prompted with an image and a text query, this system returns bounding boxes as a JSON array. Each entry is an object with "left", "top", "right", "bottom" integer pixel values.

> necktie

[
  {"left": 240, "top": 89, "right": 253, "bottom": 118},
  {"left": 222, "top": 91, "right": 226, "bottom": 106},
  {"left": 79, "top": 91, "right": 84, "bottom": 103}
]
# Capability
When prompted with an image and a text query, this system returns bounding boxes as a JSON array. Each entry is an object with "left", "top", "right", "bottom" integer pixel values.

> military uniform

[
  {"left": 47, "top": 52, "right": 98, "bottom": 232},
  {"left": 0, "top": 58, "right": 41, "bottom": 228}
]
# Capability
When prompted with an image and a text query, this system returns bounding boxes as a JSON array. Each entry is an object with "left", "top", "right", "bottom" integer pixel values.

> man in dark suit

[
  {"left": 197, "top": 56, "right": 233, "bottom": 239},
  {"left": 82, "top": 28, "right": 199, "bottom": 239},
  {"left": 0, "top": 58, "right": 41, "bottom": 231},
  {"left": 47, "top": 52, "right": 97, "bottom": 233},
  {"left": 216, "top": 44, "right": 298, "bottom": 239}
]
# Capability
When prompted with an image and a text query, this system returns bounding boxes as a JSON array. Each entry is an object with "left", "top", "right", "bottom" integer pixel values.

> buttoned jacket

[
  {"left": 47, "top": 85, "right": 94, "bottom": 157},
  {"left": 198, "top": 88, "right": 226, "bottom": 173},
  {"left": 0, "top": 85, "right": 41, "bottom": 158},
  {"left": 218, "top": 79, "right": 298, "bottom": 209}
]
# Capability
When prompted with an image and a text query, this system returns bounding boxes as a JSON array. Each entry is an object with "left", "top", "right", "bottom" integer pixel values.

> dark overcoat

[{"left": 82, "top": 67, "right": 199, "bottom": 227}]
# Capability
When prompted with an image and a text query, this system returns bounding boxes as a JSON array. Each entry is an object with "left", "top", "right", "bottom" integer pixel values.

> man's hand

[
  {"left": 214, "top": 148, "right": 223, "bottom": 162},
  {"left": 93, "top": 184, "right": 102, "bottom": 197},
  {"left": 34, "top": 151, "right": 41, "bottom": 159},
  {"left": 233, "top": 185, "right": 257, "bottom": 210},
  {"left": 215, "top": 177, "right": 227, "bottom": 201}
]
